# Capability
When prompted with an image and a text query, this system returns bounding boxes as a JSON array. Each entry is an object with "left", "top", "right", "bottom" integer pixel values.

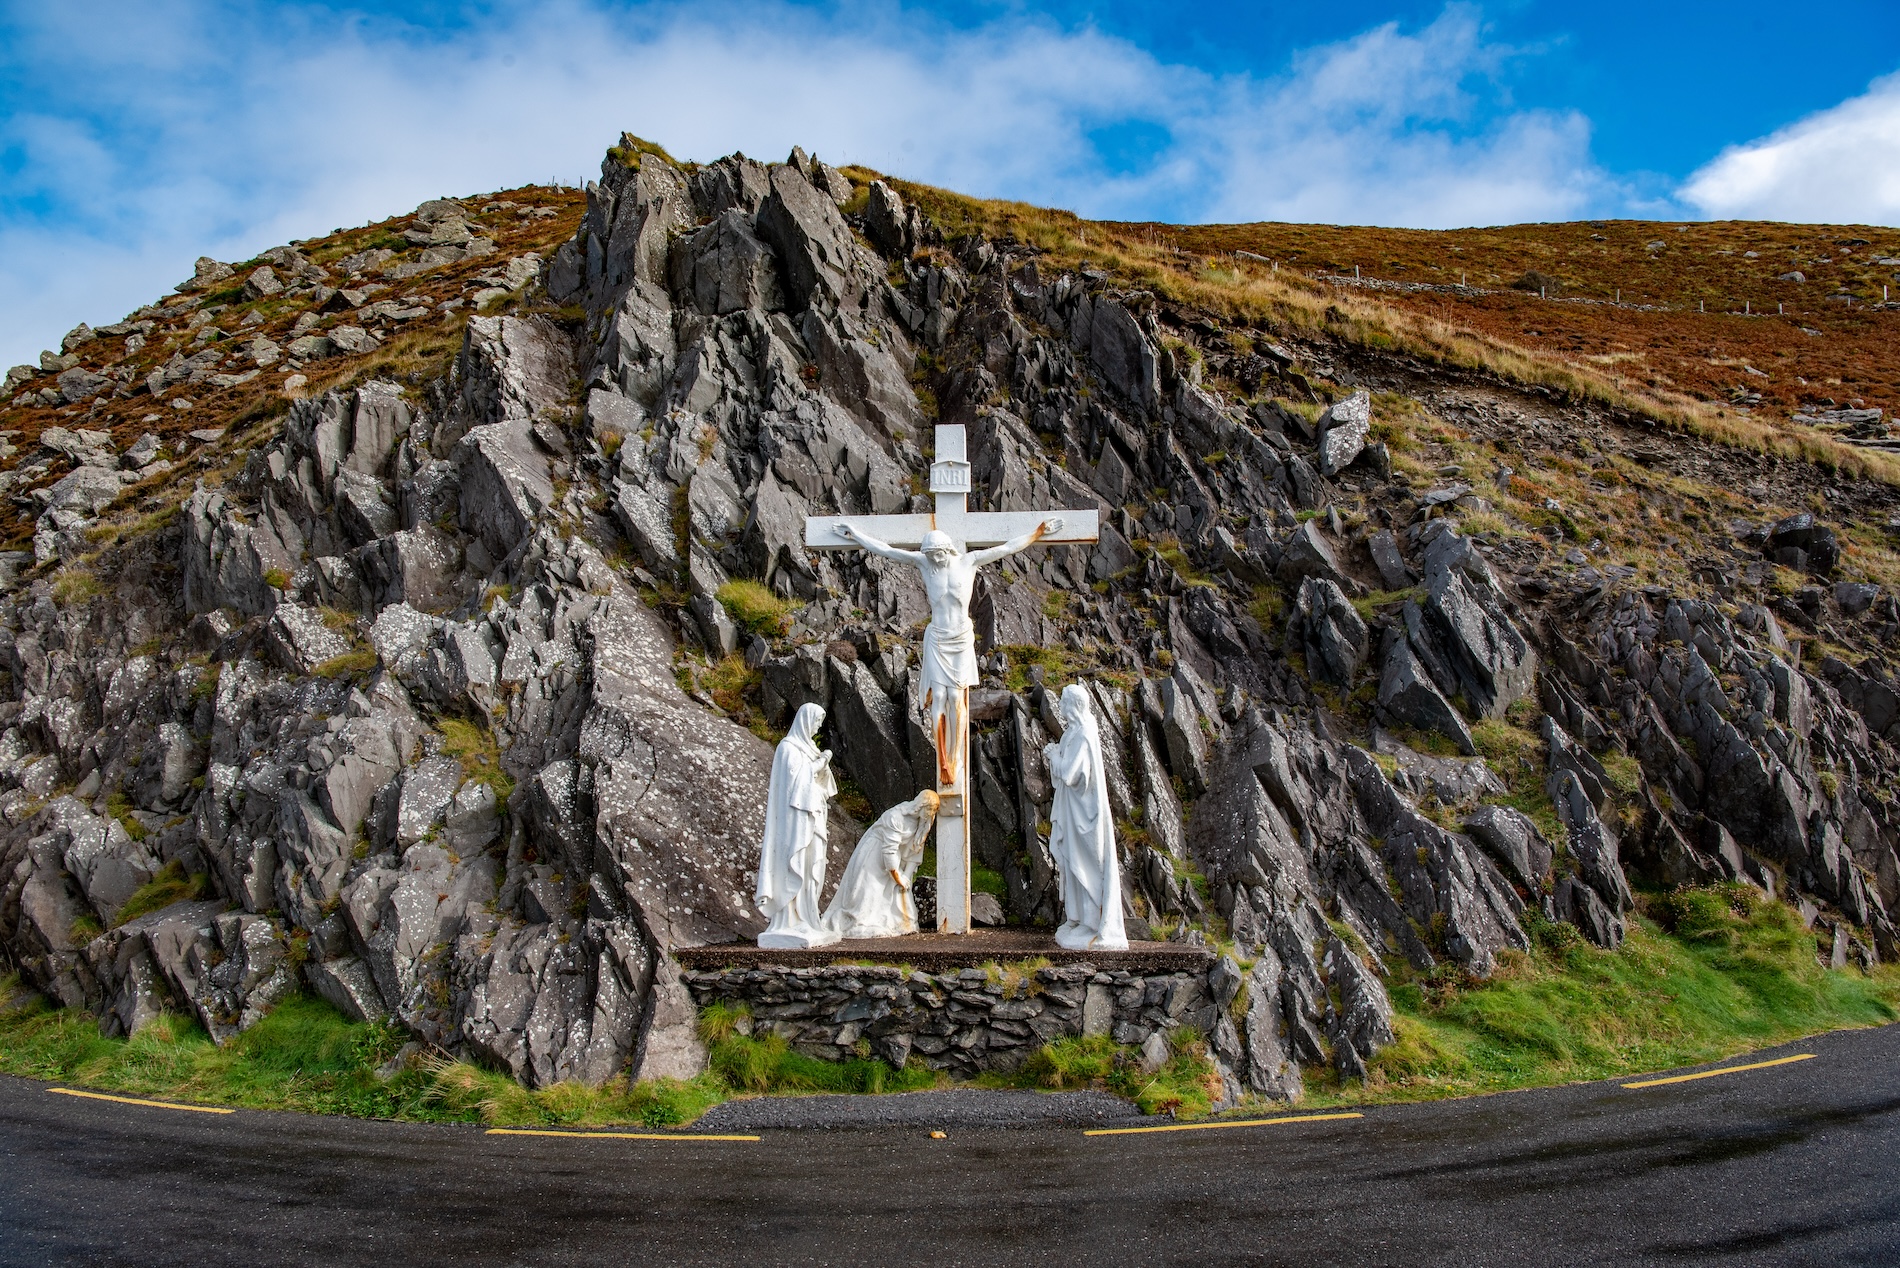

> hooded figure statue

[
  {"left": 824, "top": 790, "right": 940, "bottom": 939},
  {"left": 756, "top": 703, "right": 841, "bottom": 949},
  {"left": 1044, "top": 684, "right": 1128, "bottom": 951}
]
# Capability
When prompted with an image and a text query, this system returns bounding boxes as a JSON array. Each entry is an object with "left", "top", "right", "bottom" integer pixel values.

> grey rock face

[
  {"left": 669, "top": 209, "right": 784, "bottom": 316},
  {"left": 1087, "top": 299, "right": 1160, "bottom": 413},
  {"left": 863, "top": 182, "right": 914, "bottom": 257},
  {"left": 1549, "top": 767, "right": 1634, "bottom": 920},
  {"left": 265, "top": 603, "right": 354, "bottom": 673},
  {"left": 456, "top": 422, "right": 556, "bottom": 562},
  {"left": 1412, "top": 526, "right": 1537, "bottom": 719},
  {"left": 457, "top": 315, "right": 575, "bottom": 435},
  {"left": 1290, "top": 577, "right": 1368, "bottom": 688},
  {"left": 756, "top": 163, "right": 859, "bottom": 313}
]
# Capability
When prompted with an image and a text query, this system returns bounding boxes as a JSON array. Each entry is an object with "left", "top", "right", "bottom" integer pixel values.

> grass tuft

[
  {"left": 113, "top": 860, "right": 210, "bottom": 926},
  {"left": 715, "top": 579, "right": 799, "bottom": 638},
  {"left": 438, "top": 717, "right": 514, "bottom": 798}
]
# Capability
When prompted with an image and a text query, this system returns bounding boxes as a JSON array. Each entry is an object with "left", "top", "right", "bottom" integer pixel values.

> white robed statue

[
  {"left": 835, "top": 517, "right": 1062, "bottom": 784},
  {"left": 1045, "top": 684, "right": 1128, "bottom": 951},
  {"left": 823, "top": 790, "right": 941, "bottom": 939},
  {"left": 756, "top": 703, "right": 841, "bottom": 949}
]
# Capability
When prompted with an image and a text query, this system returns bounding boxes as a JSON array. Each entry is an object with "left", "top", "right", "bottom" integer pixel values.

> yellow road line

[
  {"left": 1622, "top": 1053, "right": 1816, "bottom": 1089},
  {"left": 48, "top": 1088, "right": 235, "bottom": 1115},
  {"left": 1085, "top": 1111, "right": 1364, "bottom": 1137},
  {"left": 485, "top": 1127, "right": 759, "bottom": 1142}
]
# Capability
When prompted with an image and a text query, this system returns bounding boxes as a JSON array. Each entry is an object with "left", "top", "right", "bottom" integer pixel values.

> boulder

[
  {"left": 306, "top": 956, "right": 389, "bottom": 1022},
  {"left": 1462, "top": 805, "right": 1553, "bottom": 893},
  {"left": 1376, "top": 634, "right": 1475, "bottom": 754},
  {"left": 1276, "top": 519, "right": 1351, "bottom": 588},
  {"left": 42, "top": 464, "right": 125, "bottom": 517},
  {"left": 55, "top": 367, "right": 112, "bottom": 405},
  {"left": 121, "top": 432, "right": 164, "bottom": 470},
  {"left": 1367, "top": 530, "right": 1414, "bottom": 591},
  {"left": 455, "top": 421, "right": 556, "bottom": 561},
  {"left": 1763, "top": 512, "right": 1840, "bottom": 575},
  {"left": 1316, "top": 390, "right": 1371, "bottom": 476},
  {"left": 176, "top": 257, "right": 235, "bottom": 293},
  {"left": 243, "top": 266, "right": 284, "bottom": 300},
  {"left": 264, "top": 603, "right": 354, "bottom": 674}
]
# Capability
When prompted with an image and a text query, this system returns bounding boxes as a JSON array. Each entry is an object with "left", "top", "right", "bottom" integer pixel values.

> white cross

[{"left": 805, "top": 423, "right": 1099, "bottom": 933}]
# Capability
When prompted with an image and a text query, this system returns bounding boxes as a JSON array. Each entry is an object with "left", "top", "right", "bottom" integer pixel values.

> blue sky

[{"left": 4, "top": 0, "right": 1899, "bottom": 369}]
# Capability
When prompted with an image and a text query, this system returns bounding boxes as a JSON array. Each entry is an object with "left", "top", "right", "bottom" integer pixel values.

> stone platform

[
  {"left": 681, "top": 950, "right": 1238, "bottom": 1079},
  {"left": 673, "top": 928, "right": 1214, "bottom": 974}
]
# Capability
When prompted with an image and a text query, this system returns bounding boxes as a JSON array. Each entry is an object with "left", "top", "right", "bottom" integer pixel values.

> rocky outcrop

[{"left": 3, "top": 132, "right": 1896, "bottom": 1108}]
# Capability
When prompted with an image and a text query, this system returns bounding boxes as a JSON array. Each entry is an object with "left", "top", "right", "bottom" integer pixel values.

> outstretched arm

[
  {"left": 834, "top": 521, "right": 925, "bottom": 566},
  {"left": 968, "top": 516, "right": 1065, "bottom": 567}
]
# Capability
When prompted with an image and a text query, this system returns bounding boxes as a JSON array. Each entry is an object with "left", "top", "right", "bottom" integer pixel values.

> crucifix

[{"left": 805, "top": 423, "right": 1099, "bottom": 934}]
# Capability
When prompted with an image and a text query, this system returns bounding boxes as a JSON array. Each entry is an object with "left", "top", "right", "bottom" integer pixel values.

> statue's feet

[
  {"left": 1053, "top": 923, "right": 1094, "bottom": 950},
  {"left": 758, "top": 927, "right": 843, "bottom": 949}
]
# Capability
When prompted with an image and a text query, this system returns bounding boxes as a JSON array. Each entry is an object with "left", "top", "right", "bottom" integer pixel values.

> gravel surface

[{"left": 692, "top": 1087, "right": 1146, "bottom": 1131}]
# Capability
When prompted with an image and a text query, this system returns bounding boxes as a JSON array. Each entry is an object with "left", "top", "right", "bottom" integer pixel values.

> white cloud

[
  {"left": 1681, "top": 71, "right": 1900, "bottom": 225},
  {"left": 0, "top": 1, "right": 1611, "bottom": 369}
]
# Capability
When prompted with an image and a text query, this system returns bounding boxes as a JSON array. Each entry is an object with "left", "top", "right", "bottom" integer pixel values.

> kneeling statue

[{"left": 824, "top": 790, "right": 940, "bottom": 939}]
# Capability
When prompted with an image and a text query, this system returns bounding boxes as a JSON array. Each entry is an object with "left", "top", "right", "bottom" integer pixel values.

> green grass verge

[
  {"left": 0, "top": 987, "right": 722, "bottom": 1128},
  {"left": 6, "top": 882, "right": 1892, "bottom": 1126},
  {"left": 1303, "top": 884, "right": 1900, "bottom": 1107},
  {"left": 700, "top": 1002, "right": 939, "bottom": 1096},
  {"left": 978, "top": 1030, "right": 1224, "bottom": 1118}
]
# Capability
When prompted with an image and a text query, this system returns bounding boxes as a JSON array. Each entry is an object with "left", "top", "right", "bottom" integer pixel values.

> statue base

[{"left": 685, "top": 927, "right": 1211, "bottom": 973}]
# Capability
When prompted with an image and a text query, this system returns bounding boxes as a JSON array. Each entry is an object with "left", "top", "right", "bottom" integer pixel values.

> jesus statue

[{"left": 834, "top": 517, "right": 1063, "bottom": 785}]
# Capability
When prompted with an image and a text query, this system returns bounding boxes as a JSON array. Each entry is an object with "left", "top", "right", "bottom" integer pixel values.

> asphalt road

[{"left": 3, "top": 1025, "right": 1899, "bottom": 1267}]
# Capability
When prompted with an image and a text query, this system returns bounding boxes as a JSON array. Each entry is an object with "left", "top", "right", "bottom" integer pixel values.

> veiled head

[
  {"left": 789, "top": 702, "right": 826, "bottom": 745},
  {"left": 1059, "top": 683, "right": 1091, "bottom": 727}
]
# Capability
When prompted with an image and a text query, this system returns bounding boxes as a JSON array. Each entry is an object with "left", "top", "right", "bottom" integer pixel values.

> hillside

[
  {"left": 1139, "top": 216, "right": 1900, "bottom": 431},
  {"left": 1, "top": 135, "right": 1898, "bottom": 1116}
]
